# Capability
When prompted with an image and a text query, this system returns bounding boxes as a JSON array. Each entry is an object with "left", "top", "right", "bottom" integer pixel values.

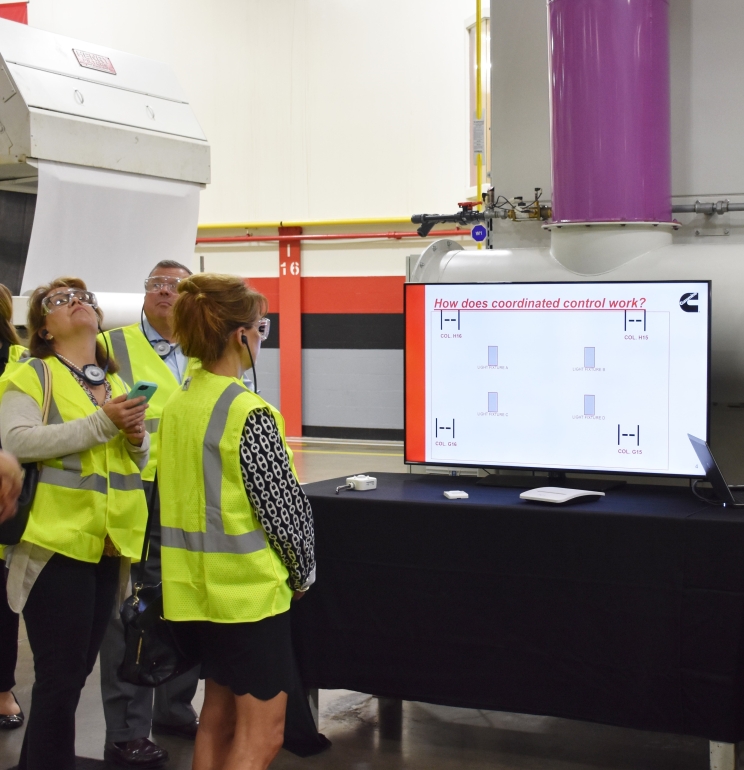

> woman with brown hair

[
  {"left": 0, "top": 283, "right": 27, "bottom": 374},
  {"left": 0, "top": 277, "right": 150, "bottom": 770},
  {"left": 158, "top": 273, "right": 316, "bottom": 770},
  {"left": 0, "top": 281, "right": 27, "bottom": 730}
]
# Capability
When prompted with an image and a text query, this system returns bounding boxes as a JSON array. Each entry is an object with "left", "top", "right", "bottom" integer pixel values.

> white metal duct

[
  {"left": 0, "top": 18, "right": 209, "bottom": 190},
  {"left": 0, "top": 20, "right": 210, "bottom": 299}
]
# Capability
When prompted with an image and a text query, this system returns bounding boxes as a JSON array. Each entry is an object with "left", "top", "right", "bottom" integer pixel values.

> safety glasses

[
  {"left": 256, "top": 317, "right": 270, "bottom": 342},
  {"left": 42, "top": 289, "right": 98, "bottom": 315},
  {"left": 144, "top": 275, "right": 183, "bottom": 293}
]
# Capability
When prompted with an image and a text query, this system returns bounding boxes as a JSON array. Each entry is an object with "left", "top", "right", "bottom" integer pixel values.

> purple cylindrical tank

[{"left": 548, "top": 0, "right": 671, "bottom": 223}]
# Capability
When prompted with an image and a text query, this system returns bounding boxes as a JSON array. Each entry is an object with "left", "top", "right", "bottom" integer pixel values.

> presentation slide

[{"left": 405, "top": 281, "right": 710, "bottom": 477}]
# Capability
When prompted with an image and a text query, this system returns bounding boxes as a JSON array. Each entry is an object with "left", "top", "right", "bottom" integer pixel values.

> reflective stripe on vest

[
  {"left": 27, "top": 358, "right": 46, "bottom": 386},
  {"left": 108, "top": 328, "right": 133, "bottom": 386},
  {"left": 39, "top": 466, "right": 107, "bottom": 494},
  {"left": 37, "top": 467, "right": 143, "bottom": 493},
  {"left": 160, "top": 382, "right": 267, "bottom": 556}
]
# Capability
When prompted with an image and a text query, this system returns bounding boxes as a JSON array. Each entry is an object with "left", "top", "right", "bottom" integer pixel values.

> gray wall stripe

[
  {"left": 302, "top": 349, "right": 403, "bottom": 430},
  {"left": 161, "top": 526, "right": 266, "bottom": 555},
  {"left": 254, "top": 348, "right": 280, "bottom": 410}
]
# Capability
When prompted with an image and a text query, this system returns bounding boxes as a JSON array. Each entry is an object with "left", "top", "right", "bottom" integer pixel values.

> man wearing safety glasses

[{"left": 98, "top": 260, "right": 200, "bottom": 769}]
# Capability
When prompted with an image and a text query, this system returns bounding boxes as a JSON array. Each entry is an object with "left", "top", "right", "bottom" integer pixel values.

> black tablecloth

[{"left": 291, "top": 472, "right": 744, "bottom": 742}]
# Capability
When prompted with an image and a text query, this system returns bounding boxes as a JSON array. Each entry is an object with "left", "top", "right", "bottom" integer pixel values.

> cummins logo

[{"left": 679, "top": 292, "right": 699, "bottom": 313}]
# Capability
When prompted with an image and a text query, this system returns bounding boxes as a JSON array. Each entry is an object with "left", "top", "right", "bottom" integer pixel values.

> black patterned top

[{"left": 238, "top": 408, "right": 316, "bottom": 591}]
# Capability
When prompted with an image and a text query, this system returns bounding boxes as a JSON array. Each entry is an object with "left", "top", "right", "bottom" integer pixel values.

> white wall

[{"left": 27, "top": 0, "right": 475, "bottom": 227}]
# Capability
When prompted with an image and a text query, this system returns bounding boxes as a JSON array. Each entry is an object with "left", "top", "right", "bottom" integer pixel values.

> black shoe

[
  {"left": 103, "top": 737, "right": 168, "bottom": 768},
  {"left": 152, "top": 718, "right": 199, "bottom": 740},
  {"left": 0, "top": 692, "right": 24, "bottom": 730}
]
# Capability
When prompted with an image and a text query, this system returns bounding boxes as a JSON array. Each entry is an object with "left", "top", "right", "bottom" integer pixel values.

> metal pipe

[
  {"left": 549, "top": 0, "right": 671, "bottom": 223},
  {"left": 196, "top": 229, "right": 468, "bottom": 245},
  {"left": 475, "top": 0, "right": 483, "bottom": 242},
  {"left": 198, "top": 217, "right": 413, "bottom": 231},
  {"left": 671, "top": 200, "right": 744, "bottom": 215}
]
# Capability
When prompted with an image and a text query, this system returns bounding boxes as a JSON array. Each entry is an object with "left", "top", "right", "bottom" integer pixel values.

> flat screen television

[{"left": 404, "top": 280, "right": 711, "bottom": 479}]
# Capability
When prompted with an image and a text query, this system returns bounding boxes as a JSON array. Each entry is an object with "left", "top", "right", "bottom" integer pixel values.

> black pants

[
  {"left": 100, "top": 479, "right": 199, "bottom": 742},
  {"left": 0, "top": 559, "right": 19, "bottom": 692},
  {"left": 17, "top": 552, "right": 120, "bottom": 770}
]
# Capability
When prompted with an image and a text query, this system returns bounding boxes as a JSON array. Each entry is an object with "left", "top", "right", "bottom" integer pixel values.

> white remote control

[{"left": 444, "top": 490, "right": 469, "bottom": 500}]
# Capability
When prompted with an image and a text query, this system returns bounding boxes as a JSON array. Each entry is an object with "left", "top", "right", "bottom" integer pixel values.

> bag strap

[
  {"left": 39, "top": 360, "right": 51, "bottom": 426},
  {"left": 134, "top": 481, "right": 156, "bottom": 586}
]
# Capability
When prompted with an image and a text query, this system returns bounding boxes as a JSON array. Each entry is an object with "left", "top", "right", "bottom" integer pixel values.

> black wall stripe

[
  {"left": 0, "top": 190, "right": 36, "bottom": 296},
  {"left": 261, "top": 313, "right": 279, "bottom": 349},
  {"left": 302, "top": 314, "right": 403, "bottom": 349},
  {"left": 264, "top": 313, "right": 403, "bottom": 350},
  {"left": 302, "top": 425, "right": 404, "bottom": 441}
]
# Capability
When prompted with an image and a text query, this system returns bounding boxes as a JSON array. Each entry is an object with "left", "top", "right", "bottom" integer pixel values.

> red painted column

[{"left": 278, "top": 226, "right": 303, "bottom": 437}]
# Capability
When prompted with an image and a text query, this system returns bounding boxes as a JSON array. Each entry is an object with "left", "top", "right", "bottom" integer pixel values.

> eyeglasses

[
  {"left": 42, "top": 289, "right": 98, "bottom": 315},
  {"left": 256, "top": 317, "right": 270, "bottom": 341},
  {"left": 144, "top": 276, "right": 183, "bottom": 294}
]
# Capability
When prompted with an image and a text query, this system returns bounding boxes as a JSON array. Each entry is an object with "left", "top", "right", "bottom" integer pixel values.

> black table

[{"left": 292, "top": 472, "right": 744, "bottom": 744}]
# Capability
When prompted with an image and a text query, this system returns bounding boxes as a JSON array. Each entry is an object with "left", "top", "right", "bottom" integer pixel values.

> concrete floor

[{"left": 0, "top": 442, "right": 717, "bottom": 769}]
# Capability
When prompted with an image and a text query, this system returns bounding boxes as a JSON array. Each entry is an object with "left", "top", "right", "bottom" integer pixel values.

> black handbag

[
  {"left": 118, "top": 505, "right": 199, "bottom": 687},
  {"left": 0, "top": 360, "right": 51, "bottom": 547}
]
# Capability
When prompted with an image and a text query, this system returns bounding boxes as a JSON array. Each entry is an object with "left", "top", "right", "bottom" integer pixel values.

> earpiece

[
  {"left": 241, "top": 333, "right": 259, "bottom": 394},
  {"left": 140, "top": 306, "right": 174, "bottom": 360}
]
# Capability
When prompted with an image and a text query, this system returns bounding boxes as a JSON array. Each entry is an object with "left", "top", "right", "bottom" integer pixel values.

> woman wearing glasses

[
  {"left": 158, "top": 274, "right": 315, "bottom": 770},
  {"left": 0, "top": 277, "right": 150, "bottom": 770}
]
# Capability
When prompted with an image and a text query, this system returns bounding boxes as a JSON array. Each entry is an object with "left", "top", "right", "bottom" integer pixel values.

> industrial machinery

[
  {"left": 411, "top": 0, "right": 744, "bottom": 484},
  {"left": 0, "top": 18, "right": 210, "bottom": 327}
]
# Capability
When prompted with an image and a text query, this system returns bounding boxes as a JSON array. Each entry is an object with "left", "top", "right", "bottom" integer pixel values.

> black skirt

[{"left": 182, "top": 610, "right": 293, "bottom": 700}]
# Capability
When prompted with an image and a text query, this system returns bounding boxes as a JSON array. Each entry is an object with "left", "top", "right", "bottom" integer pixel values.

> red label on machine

[{"left": 73, "top": 49, "right": 116, "bottom": 75}]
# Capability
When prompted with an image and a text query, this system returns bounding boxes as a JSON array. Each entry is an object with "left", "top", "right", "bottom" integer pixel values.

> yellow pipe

[
  {"left": 198, "top": 217, "right": 413, "bottom": 231},
  {"left": 475, "top": 0, "right": 483, "bottom": 248}
]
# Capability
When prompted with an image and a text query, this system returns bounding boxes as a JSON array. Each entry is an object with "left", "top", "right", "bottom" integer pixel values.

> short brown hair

[
  {"left": 150, "top": 260, "right": 192, "bottom": 275},
  {"left": 172, "top": 274, "right": 267, "bottom": 366},
  {"left": 0, "top": 283, "right": 20, "bottom": 347},
  {"left": 27, "top": 277, "right": 118, "bottom": 373}
]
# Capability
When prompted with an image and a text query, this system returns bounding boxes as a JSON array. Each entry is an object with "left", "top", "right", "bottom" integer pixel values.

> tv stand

[{"left": 477, "top": 471, "right": 625, "bottom": 493}]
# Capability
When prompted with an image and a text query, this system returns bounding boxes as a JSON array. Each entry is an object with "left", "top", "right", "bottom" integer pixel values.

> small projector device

[{"left": 335, "top": 475, "right": 378, "bottom": 495}]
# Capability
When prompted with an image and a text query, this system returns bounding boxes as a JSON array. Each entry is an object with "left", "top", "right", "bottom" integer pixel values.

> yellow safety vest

[
  {"left": 101, "top": 324, "right": 188, "bottom": 481},
  {"left": 0, "top": 344, "right": 28, "bottom": 380},
  {"left": 8, "top": 345, "right": 26, "bottom": 364},
  {"left": 158, "top": 367, "right": 294, "bottom": 623},
  {"left": 4, "top": 357, "right": 148, "bottom": 562}
]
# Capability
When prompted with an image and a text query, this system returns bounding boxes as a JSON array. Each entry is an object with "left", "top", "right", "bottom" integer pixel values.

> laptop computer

[{"left": 688, "top": 434, "right": 744, "bottom": 507}]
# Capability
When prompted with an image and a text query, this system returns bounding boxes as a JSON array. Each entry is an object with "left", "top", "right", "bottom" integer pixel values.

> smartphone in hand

[{"left": 127, "top": 381, "right": 158, "bottom": 403}]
